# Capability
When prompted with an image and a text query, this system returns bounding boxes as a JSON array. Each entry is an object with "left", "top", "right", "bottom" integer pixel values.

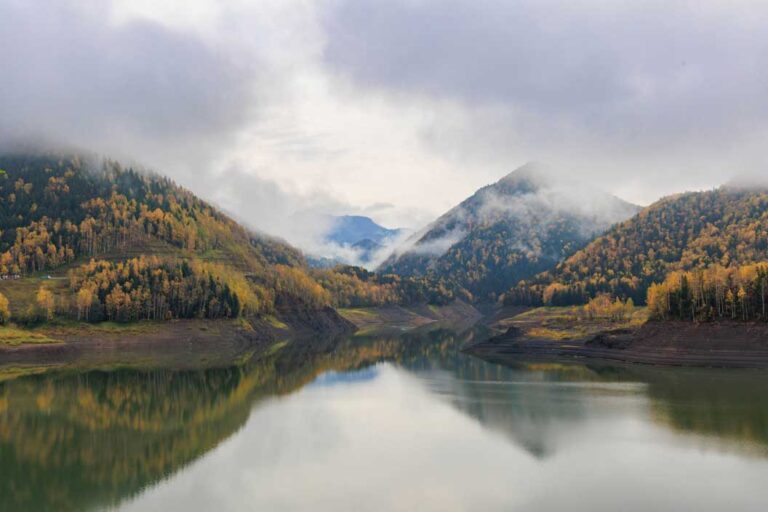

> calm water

[{"left": 2, "top": 327, "right": 768, "bottom": 511}]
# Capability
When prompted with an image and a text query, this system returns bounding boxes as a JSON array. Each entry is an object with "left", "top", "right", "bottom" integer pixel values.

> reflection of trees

[
  {"left": 472, "top": 351, "right": 768, "bottom": 456},
  {"left": 3, "top": 326, "right": 768, "bottom": 511},
  {"left": 618, "top": 366, "right": 768, "bottom": 452},
  {"left": 0, "top": 332, "right": 441, "bottom": 512},
  {"left": 0, "top": 367, "right": 260, "bottom": 512},
  {"left": 383, "top": 330, "right": 613, "bottom": 458}
]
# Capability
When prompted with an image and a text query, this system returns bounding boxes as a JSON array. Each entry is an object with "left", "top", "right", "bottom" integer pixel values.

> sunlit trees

[
  {"left": 647, "top": 263, "right": 768, "bottom": 322},
  {"left": 582, "top": 293, "right": 635, "bottom": 322},
  {"left": 68, "top": 256, "right": 252, "bottom": 322},
  {"left": 0, "top": 292, "right": 10, "bottom": 325},
  {"left": 35, "top": 287, "right": 55, "bottom": 321}
]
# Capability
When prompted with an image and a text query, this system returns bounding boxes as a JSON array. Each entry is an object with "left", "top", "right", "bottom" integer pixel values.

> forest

[
  {"left": 647, "top": 263, "right": 768, "bottom": 322},
  {"left": 380, "top": 167, "right": 636, "bottom": 303},
  {"left": 311, "top": 265, "right": 457, "bottom": 307},
  {"left": 0, "top": 153, "right": 458, "bottom": 326},
  {"left": 504, "top": 186, "right": 768, "bottom": 307},
  {"left": 7, "top": 152, "right": 768, "bottom": 328},
  {"left": 66, "top": 257, "right": 256, "bottom": 322},
  {"left": 0, "top": 153, "right": 305, "bottom": 277}
]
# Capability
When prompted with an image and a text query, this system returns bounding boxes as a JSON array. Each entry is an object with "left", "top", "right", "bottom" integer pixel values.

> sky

[{"left": 2, "top": 0, "right": 768, "bottom": 252}]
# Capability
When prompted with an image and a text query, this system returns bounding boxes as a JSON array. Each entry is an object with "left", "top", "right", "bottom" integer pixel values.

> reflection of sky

[
  {"left": 309, "top": 366, "right": 380, "bottom": 388},
  {"left": 117, "top": 363, "right": 768, "bottom": 512}
]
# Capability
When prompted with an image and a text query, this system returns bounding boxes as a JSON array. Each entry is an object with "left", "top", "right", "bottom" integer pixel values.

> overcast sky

[{"left": 2, "top": 0, "right": 768, "bottom": 247}]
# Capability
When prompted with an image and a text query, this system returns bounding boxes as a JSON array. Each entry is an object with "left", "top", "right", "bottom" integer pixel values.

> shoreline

[
  {"left": 0, "top": 306, "right": 355, "bottom": 370},
  {"left": 466, "top": 320, "right": 768, "bottom": 369},
  {"left": 0, "top": 302, "right": 477, "bottom": 369}
]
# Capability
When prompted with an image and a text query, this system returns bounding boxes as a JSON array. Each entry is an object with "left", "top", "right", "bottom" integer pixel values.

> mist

[
  {"left": 4, "top": 0, "right": 768, "bottom": 258},
  {"left": 390, "top": 163, "right": 640, "bottom": 262}
]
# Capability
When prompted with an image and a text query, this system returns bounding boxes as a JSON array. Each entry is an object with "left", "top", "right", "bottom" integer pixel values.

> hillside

[
  {"left": 0, "top": 152, "right": 342, "bottom": 326},
  {"left": 506, "top": 184, "right": 768, "bottom": 306},
  {"left": 380, "top": 164, "right": 639, "bottom": 301}
]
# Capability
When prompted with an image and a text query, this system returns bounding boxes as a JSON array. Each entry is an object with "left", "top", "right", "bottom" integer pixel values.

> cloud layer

[{"left": 4, "top": 0, "right": 768, "bottom": 256}]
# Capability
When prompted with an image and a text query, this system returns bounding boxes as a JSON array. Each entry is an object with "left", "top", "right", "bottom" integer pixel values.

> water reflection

[{"left": 1, "top": 327, "right": 767, "bottom": 511}]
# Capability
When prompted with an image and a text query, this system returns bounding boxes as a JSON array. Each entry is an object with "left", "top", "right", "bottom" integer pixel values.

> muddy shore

[
  {"left": 467, "top": 321, "right": 768, "bottom": 368},
  {"left": 0, "top": 306, "right": 355, "bottom": 371}
]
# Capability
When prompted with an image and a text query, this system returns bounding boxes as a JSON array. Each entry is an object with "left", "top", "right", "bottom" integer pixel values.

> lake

[{"left": 2, "top": 326, "right": 768, "bottom": 511}]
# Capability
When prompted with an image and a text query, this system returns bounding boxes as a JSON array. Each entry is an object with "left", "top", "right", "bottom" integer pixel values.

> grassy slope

[
  {"left": 492, "top": 306, "right": 649, "bottom": 342},
  {"left": 0, "top": 326, "right": 57, "bottom": 346},
  {"left": 0, "top": 276, "right": 69, "bottom": 317}
]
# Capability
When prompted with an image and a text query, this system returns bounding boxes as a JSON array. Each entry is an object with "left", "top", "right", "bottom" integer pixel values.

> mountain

[
  {"left": 0, "top": 152, "right": 343, "bottom": 324},
  {"left": 0, "top": 152, "right": 458, "bottom": 328},
  {"left": 380, "top": 163, "right": 640, "bottom": 301},
  {"left": 317, "top": 215, "right": 403, "bottom": 265},
  {"left": 325, "top": 215, "right": 402, "bottom": 246},
  {"left": 507, "top": 183, "right": 768, "bottom": 306}
]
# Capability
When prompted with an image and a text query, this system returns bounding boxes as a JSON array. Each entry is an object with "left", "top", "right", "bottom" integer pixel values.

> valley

[{"left": 3, "top": 153, "right": 768, "bottom": 370}]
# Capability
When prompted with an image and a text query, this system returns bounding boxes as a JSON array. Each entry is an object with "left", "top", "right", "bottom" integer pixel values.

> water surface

[{"left": 2, "top": 327, "right": 768, "bottom": 511}]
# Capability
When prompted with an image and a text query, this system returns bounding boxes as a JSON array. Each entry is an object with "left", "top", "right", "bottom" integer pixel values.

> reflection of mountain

[
  {"left": 372, "top": 329, "right": 634, "bottom": 458},
  {"left": 3, "top": 328, "right": 768, "bottom": 511},
  {"left": 0, "top": 334, "right": 419, "bottom": 512},
  {"left": 616, "top": 366, "right": 768, "bottom": 452},
  {"left": 357, "top": 327, "right": 768, "bottom": 459},
  {"left": 0, "top": 368, "right": 256, "bottom": 512},
  {"left": 471, "top": 352, "right": 768, "bottom": 456}
]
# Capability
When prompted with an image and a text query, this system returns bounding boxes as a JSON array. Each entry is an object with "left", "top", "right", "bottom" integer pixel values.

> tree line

[
  {"left": 647, "top": 263, "right": 768, "bottom": 322},
  {"left": 0, "top": 154, "right": 304, "bottom": 277},
  {"left": 502, "top": 188, "right": 768, "bottom": 307},
  {"left": 67, "top": 256, "right": 251, "bottom": 322}
]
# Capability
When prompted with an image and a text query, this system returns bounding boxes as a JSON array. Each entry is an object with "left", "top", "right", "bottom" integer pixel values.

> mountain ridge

[
  {"left": 380, "top": 164, "right": 640, "bottom": 301},
  {"left": 504, "top": 184, "right": 768, "bottom": 306}
]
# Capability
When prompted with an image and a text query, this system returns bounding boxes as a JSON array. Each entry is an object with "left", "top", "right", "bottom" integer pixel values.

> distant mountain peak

[
  {"left": 324, "top": 215, "right": 402, "bottom": 246},
  {"left": 380, "top": 164, "right": 640, "bottom": 300},
  {"left": 497, "top": 162, "right": 558, "bottom": 190}
]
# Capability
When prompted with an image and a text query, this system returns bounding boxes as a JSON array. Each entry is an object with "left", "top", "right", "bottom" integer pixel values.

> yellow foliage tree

[
  {"left": 0, "top": 292, "right": 10, "bottom": 325},
  {"left": 36, "top": 286, "right": 55, "bottom": 321}
]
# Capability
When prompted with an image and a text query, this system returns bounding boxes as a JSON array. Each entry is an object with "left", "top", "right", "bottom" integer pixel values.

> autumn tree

[
  {"left": 35, "top": 286, "right": 55, "bottom": 321},
  {"left": 647, "top": 263, "right": 768, "bottom": 322},
  {"left": 0, "top": 292, "right": 10, "bottom": 325}
]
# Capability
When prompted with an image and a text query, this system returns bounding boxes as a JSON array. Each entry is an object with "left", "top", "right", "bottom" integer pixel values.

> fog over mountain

[
  {"left": 381, "top": 164, "right": 640, "bottom": 300},
  {"left": 3, "top": 0, "right": 768, "bottom": 251}
]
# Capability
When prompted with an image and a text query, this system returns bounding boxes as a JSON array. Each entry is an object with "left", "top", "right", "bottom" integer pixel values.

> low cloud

[
  {"left": 0, "top": 0, "right": 258, "bottom": 175},
  {"left": 389, "top": 164, "right": 639, "bottom": 263},
  {"left": 323, "top": 0, "right": 768, "bottom": 203},
  {"left": 5, "top": 0, "right": 768, "bottom": 243}
]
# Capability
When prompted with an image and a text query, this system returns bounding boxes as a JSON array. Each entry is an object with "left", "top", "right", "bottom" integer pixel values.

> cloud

[
  {"left": 322, "top": 0, "right": 768, "bottom": 202},
  {"left": 387, "top": 163, "right": 641, "bottom": 264},
  {"left": 323, "top": 0, "right": 768, "bottom": 142},
  {"left": 210, "top": 165, "right": 342, "bottom": 251},
  {"left": 210, "top": 164, "right": 411, "bottom": 268},
  {"left": 0, "top": 0, "right": 258, "bottom": 173},
  {"left": 5, "top": 0, "right": 768, "bottom": 256}
]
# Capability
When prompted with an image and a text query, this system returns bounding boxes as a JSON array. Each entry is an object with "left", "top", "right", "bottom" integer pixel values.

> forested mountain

[
  {"left": 0, "top": 152, "right": 456, "bottom": 324},
  {"left": 380, "top": 164, "right": 639, "bottom": 301},
  {"left": 0, "top": 152, "right": 323, "bottom": 322},
  {"left": 506, "top": 185, "right": 768, "bottom": 306},
  {"left": 0, "top": 153, "right": 304, "bottom": 274}
]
